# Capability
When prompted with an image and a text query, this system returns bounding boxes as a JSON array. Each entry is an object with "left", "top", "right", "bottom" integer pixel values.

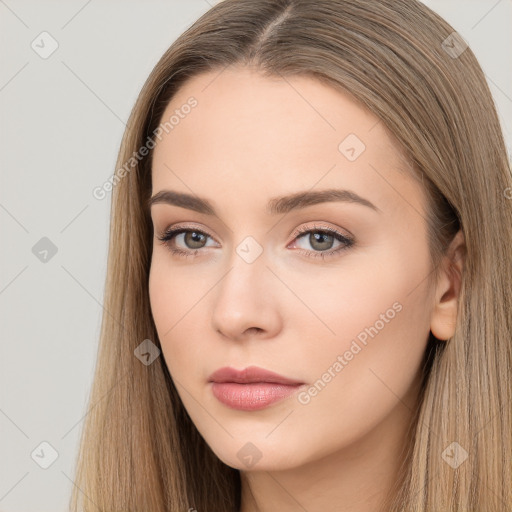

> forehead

[
  {"left": 151, "top": 66, "right": 425, "bottom": 220},
  {"left": 161, "top": 66, "right": 381, "bottom": 151}
]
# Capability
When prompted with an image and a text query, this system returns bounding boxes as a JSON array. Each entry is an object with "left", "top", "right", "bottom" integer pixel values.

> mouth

[{"left": 208, "top": 366, "right": 305, "bottom": 411}]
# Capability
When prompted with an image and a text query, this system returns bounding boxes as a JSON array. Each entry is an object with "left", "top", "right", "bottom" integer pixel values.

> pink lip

[{"left": 208, "top": 366, "right": 304, "bottom": 411}]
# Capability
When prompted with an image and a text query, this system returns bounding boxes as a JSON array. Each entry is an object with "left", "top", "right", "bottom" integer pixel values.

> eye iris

[
  {"left": 185, "top": 231, "right": 206, "bottom": 249},
  {"left": 309, "top": 232, "right": 334, "bottom": 251}
]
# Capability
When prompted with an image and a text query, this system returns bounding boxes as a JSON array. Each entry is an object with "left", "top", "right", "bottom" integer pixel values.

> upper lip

[{"left": 208, "top": 366, "right": 303, "bottom": 385}]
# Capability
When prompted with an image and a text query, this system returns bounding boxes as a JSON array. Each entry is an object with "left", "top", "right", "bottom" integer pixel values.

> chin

[{"left": 205, "top": 435, "right": 310, "bottom": 472}]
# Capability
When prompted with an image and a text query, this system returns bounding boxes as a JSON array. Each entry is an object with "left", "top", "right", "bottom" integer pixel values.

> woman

[{"left": 71, "top": 1, "right": 512, "bottom": 510}]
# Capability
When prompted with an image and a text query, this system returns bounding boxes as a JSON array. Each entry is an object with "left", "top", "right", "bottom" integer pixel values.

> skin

[{"left": 148, "top": 66, "right": 464, "bottom": 512}]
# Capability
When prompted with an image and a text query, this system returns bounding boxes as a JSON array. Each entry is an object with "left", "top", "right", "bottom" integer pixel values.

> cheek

[
  {"left": 148, "top": 256, "right": 213, "bottom": 376},
  {"left": 292, "top": 296, "right": 429, "bottom": 463},
  {"left": 279, "top": 242, "right": 432, "bottom": 359},
  {"left": 148, "top": 258, "right": 186, "bottom": 363},
  {"left": 293, "top": 244, "right": 433, "bottom": 424}
]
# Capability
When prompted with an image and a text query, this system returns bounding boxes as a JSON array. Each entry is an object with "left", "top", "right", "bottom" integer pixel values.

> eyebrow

[{"left": 147, "top": 188, "right": 380, "bottom": 216}]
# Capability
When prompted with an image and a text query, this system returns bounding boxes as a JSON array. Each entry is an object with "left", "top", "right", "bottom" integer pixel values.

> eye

[
  {"left": 156, "top": 223, "right": 355, "bottom": 260},
  {"left": 288, "top": 224, "right": 354, "bottom": 260},
  {"left": 156, "top": 225, "right": 218, "bottom": 258}
]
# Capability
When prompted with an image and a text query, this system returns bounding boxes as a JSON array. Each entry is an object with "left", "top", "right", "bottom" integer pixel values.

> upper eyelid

[
  {"left": 293, "top": 223, "right": 353, "bottom": 238},
  {"left": 159, "top": 222, "right": 352, "bottom": 245},
  {"left": 161, "top": 223, "right": 218, "bottom": 242},
  {"left": 160, "top": 221, "right": 346, "bottom": 234}
]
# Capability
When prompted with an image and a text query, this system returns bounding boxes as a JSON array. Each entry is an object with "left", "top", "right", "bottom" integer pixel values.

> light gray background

[{"left": 1, "top": 1, "right": 511, "bottom": 510}]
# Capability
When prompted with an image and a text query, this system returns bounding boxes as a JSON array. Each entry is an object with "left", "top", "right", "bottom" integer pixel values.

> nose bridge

[
  {"left": 221, "top": 232, "right": 269, "bottom": 292},
  {"left": 217, "top": 241, "right": 268, "bottom": 309},
  {"left": 211, "top": 238, "right": 281, "bottom": 339}
]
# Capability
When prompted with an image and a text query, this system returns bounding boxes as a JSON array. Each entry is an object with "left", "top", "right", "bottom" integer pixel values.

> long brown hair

[{"left": 71, "top": 1, "right": 512, "bottom": 510}]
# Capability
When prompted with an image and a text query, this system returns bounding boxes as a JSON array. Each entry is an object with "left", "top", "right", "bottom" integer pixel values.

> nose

[{"left": 210, "top": 248, "right": 283, "bottom": 342}]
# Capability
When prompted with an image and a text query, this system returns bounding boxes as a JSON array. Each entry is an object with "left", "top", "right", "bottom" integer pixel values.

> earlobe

[{"left": 430, "top": 230, "right": 466, "bottom": 341}]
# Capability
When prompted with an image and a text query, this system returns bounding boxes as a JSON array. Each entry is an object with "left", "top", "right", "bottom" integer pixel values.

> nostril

[{"left": 245, "top": 327, "right": 263, "bottom": 336}]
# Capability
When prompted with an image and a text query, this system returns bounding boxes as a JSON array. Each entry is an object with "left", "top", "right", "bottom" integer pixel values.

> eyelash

[{"left": 156, "top": 223, "right": 355, "bottom": 261}]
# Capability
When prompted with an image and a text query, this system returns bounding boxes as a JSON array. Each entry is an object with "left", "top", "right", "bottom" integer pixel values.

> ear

[{"left": 430, "top": 229, "right": 466, "bottom": 341}]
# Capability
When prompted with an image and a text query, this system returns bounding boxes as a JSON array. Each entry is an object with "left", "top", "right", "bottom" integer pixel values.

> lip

[
  {"left": 208, "top": 366, "right": 305, "bottom": 411},
  {"left": 208, "top": 365, "right": 303, "bottom": 385}
]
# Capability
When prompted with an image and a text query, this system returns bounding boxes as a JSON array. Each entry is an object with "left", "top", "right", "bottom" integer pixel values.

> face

[{"left": 148, "top": 66, "right": 437, "bottom": 471}]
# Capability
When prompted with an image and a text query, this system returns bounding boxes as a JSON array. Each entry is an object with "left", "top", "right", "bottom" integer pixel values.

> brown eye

[
  {"left": 308, "top": 231, "right": 336, "bottom": 251},
  {"left": 182, "top": 231, "right": 208, "bottom": 249}
]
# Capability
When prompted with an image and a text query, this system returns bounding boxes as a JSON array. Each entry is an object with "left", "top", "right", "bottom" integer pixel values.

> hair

[{"left": 71, "top": 0, "right": 512, "bottom": 510}]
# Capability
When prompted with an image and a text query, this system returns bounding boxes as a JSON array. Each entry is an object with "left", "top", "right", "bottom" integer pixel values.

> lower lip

[{"left": 210, "top": 382, "right": 302, "bottom": 411}]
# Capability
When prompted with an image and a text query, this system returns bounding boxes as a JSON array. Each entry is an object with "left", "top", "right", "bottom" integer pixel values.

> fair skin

[{"left": 148, "top": 66, "right": 464, "bottom": 512}]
